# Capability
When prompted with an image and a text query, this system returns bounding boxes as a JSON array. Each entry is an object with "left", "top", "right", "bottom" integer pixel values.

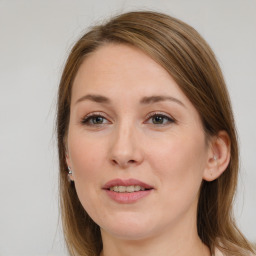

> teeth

[{"left": 109, "top": 185, "right": 146, "bottom": 193}]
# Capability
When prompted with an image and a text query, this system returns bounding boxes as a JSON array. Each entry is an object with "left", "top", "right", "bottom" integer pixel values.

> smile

[
  {"left": 109, "top": 185, "right": 147, "bottom": 193},
  {"left": 103, "top": 179, "right": 154, "bottom": 203}
]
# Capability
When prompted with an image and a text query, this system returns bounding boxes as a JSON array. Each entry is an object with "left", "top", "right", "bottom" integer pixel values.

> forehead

[
  {"left": 71, "top": 43, "right": 190, "bottom": 107},
  {"left": 76, "top": 43, "right": 165, "bottom": 78}
]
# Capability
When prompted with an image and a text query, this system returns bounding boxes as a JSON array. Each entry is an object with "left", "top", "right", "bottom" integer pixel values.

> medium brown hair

[{"left": 57, "top": 11, "right": 255, "bottom": 256}]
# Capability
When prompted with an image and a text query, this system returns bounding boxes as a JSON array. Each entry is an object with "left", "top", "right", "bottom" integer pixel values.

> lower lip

[{"left": 105, "top": 189, "right": 152, "bottom": 204}]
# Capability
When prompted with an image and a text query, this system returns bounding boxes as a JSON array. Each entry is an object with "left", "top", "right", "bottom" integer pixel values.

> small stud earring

[
  {"left": 68, "top": 166, "right": 72, "bottom": 175},
  {"left": 213, "top": 155, "right": 217, "bottom": 161}
]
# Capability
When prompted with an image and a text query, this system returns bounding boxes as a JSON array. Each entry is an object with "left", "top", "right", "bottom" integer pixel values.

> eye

[
  {"left": 81, "top": 113, "right": 110, "bottom": 126},
  {"left": 145, "top": 112, "right": 175, "bottom": 125}
]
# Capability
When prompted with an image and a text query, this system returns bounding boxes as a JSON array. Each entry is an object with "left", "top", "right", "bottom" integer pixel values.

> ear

[
  {"left": 65, "top": 147, "right": 74, "bottom": 181},
  {"left": 203, "top": 131, "right": 231, "bottom": 182}
]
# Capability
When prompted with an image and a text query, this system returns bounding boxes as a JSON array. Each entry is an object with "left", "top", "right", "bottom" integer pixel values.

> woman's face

[{"left": 66, "top": 44, "right": 212, "bottom": 240}]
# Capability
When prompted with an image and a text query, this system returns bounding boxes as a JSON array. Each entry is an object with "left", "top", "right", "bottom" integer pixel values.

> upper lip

[{"left": 103, "top": 178, "right": 154, "bottom": 190}]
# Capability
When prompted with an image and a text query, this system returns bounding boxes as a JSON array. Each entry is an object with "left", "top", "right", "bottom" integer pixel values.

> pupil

[
  {"left": 94, "top": 116, "right": 103, "bottom": 124},
  {"left": 153, "top": 116, "right": 163, "bottom": 124}
]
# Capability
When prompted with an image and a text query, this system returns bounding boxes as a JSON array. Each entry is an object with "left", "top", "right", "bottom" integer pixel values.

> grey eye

[
  {"left": 152, "top": 115, "right": 165, "bottom": 124},
  {"left": 92, "top": 116, "right": 104, "bottom": 124},
  {"left": 149, "top": 114, "right": 174, "bottom": 125},
  {"left": 81, "top": 115, "right": 109, "bottom": 125}
]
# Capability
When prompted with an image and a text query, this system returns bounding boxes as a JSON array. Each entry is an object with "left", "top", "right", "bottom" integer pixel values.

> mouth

[
  {"left": 109, "top": 185, "right": 150, "bottom": 193},
  {"left": 103, "top": 178, "right": 154, "bottom": 203},
  {"left": 103, "top": 179, "right": 154, "bottom": 204},
  {"left": 103, "top": 178, "right": 154, "bottom": 192}
]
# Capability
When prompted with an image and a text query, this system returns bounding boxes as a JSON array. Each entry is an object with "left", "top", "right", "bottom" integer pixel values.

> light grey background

[{"left": 0, "top": 0, "right": 255, "bottom": 255}]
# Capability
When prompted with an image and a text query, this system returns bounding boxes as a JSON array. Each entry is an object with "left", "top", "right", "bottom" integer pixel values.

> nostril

[
  {"left": 111, "top": 158, "right": 137, "bottom": 167},
  {"left": 111, "top": 159, "right": 118, "bottom": 165}
]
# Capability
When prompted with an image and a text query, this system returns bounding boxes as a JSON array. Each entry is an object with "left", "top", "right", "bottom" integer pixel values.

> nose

[{"left": 109, "top": 122, "right": 144, "bottom": 169}]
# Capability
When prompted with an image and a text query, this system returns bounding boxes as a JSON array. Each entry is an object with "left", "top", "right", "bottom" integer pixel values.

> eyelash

[
  {"left": 145, "top": 112, "right": 175, "bottom": 125},
  {"left": 80, "top": 112, "right": 175, "bottom": 127},
  {"left": 81, "top": 112, "right": 109, "bottom": 126}
]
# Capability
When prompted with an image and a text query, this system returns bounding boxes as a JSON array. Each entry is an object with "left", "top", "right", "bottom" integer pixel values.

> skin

[{"left": 66, "top": 44, "right": 230, "bottom": 256}]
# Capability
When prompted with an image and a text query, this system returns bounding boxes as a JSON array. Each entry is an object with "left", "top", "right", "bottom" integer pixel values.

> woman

[{"left": 57, "top": 11, "right": 255, "bottom": 256}]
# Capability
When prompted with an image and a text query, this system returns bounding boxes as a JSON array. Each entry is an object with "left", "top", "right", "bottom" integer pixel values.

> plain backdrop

[{"left": 0, "top": 0, "right": 255, "bottom": 255}]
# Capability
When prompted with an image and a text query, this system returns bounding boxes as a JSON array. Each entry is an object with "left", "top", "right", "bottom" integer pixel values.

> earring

[
  {"left": 67, "top": 167, "right": 73, "bottom": 182},
  {"left": 213, "top": 155, "right": 217, "bottom": 161}
]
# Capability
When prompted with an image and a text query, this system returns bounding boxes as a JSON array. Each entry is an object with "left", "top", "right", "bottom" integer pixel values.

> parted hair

[{"left": 57, "top": 11, "right": 255, "bottom": 256}]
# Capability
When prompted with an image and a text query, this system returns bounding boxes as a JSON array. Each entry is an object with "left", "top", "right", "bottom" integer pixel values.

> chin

[
  {"left": 104, "top": 226, "right": 154, "bottom": 241},
  {"left": 99, "top": 213, "right": 157, "bottom": 241}
]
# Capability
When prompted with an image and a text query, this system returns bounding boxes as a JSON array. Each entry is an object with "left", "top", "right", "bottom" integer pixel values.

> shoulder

[
  {"left": 214, "top": 248, "right": 223, "bottom": 256},
  {"left": 214, "top": 247, "right": 256, "bottom": 256}
]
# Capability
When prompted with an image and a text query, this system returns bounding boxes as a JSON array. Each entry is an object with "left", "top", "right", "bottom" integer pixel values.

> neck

[{"left": 100, "top": 223, "right": 210, "bottom": 256}]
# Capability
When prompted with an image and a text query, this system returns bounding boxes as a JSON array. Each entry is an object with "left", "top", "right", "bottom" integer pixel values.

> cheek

[
  {"left": 67, "top": 131, "right": 108, "bottom": 205},
  {"left": 144, "top": 134, "right": 207, "bottom": 223},
  {"left": 67, "top": 132, "right": 107, "bottom": 219},
  {"left": 68, "top": 131, "right": 105, "bottom": 176},
  {"left": 148, "top": 132, "right": 207, "bottom": 196}
]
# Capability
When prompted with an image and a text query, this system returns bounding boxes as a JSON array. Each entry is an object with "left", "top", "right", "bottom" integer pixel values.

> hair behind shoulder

[{"left": 57, "top": 11, "right": 256, "bottom": 256}]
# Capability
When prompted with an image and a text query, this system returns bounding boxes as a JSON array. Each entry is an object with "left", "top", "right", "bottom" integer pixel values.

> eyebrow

[
  {"left": 75, "top": 94, "right": 185, "bottom": 107},
  {"left": 140, "top": 95, "right": 185, "bottom": 107},
  {"left": 75, "top": 94, "right": 110, "bottom": 104}
]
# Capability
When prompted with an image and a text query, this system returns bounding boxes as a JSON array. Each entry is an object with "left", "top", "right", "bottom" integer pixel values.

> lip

[
  {"left": 103, "top": 178, "right": 154, "bottom": 204},
  {"left": 103, "top": 178, "right": 153, "bottom": 190}
]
